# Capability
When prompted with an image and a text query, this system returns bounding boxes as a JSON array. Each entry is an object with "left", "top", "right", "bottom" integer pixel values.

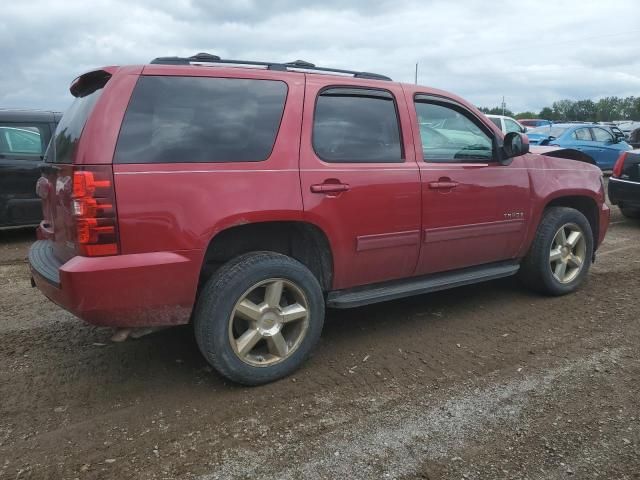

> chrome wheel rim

[
  {"left": 549, "top": 223, "right": 587, "bottom": 284},
  {"left": 228, "top": 278, "right": 309, "bottom": 367}
]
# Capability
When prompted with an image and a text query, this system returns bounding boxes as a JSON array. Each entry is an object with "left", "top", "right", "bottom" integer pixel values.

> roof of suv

[{"left": 0, "top": 109, "right": 62, "bottom": 122}]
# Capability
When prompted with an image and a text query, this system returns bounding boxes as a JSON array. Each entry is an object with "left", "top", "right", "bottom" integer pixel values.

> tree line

[{"left": 479, "top": 96, "right": 640, "bottom": 122}]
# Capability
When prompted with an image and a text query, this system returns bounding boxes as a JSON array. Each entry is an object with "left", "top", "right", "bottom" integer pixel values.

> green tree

[
  {"left": 595, "top": 97, "right": 621, "bottom": 121},
  {"left": 478, "top": 106, "right": 515, "bottom": 117},
  {"left": 572, "top": 100, "right": 596, "bottom": 121},
  {"left": 552, "top": 100, "right": 575, "bottom": 121},
  {"left": 539, "top": 107, "right": 554, "bottom": 120},
  {"left": 515, "top": 111, "right": 537, "bottom": 120}
]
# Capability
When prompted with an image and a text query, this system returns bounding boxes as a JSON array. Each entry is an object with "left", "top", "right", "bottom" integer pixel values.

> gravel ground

[{"left": 1, "top": 203, "right": 639, "bottom": 480}]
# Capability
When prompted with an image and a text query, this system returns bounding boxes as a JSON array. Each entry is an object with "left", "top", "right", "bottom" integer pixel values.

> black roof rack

[{"left": 150, "top": 53, "right": 392, "bottom": 81}]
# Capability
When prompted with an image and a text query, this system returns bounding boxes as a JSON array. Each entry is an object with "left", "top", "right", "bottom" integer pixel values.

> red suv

[{"left": 30, "top": 53, "right": 609, "bottom": 385}]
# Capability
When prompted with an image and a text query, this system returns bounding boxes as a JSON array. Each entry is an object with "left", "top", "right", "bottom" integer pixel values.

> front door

[
  {"left": 405, "top": 91, "right": 530, "bottom": 276},
  {"left": 299, "top": 77, "right": 421, "bottom": 290}
]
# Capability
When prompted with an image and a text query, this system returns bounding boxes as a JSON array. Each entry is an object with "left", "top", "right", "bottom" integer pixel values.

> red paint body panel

[
  {"left": 29, "top": 64, "right": 610, "bottom": 328},
  {"left": 31, "top": 249, "right": 200, "bottom": 326}
]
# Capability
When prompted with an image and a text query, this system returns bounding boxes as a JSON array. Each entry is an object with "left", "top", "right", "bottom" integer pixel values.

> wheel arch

[
  {"left": 542, "top": 195, "right": 600, "bottom": 249},
  {"left": 199, "top": 220, "right": 334, "bottom": 292}
]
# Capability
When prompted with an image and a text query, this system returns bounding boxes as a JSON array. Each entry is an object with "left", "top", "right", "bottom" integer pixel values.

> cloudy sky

[{"left": 2, "top": 0, "right": 639, "bottom": 114}]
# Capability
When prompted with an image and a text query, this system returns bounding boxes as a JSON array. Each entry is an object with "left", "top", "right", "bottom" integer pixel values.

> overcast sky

[{"left": 2, "top": 0, "right": 639, "bottom": 114}]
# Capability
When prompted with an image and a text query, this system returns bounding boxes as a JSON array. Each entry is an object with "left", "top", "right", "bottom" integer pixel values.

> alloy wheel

[
  {"left": 228, "top": 278, "right": 310, "bottom": 367},
  {"left": 549, "top": 223, "right": 587, "bottom": 284}
]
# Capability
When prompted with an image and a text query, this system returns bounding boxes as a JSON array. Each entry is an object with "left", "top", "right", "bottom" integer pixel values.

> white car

[{"left": 486, "top": 114, "right": 527, "bottom": 134}]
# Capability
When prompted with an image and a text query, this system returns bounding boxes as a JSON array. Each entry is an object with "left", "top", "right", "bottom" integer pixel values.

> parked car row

[{"left": 524, "top": 123, "right": 632, "bottom": 170}]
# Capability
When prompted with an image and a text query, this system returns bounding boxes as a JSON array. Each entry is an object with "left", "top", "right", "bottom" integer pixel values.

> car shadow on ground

[{"left": 67, "top": 275, "right": 528, "bottom": 393}]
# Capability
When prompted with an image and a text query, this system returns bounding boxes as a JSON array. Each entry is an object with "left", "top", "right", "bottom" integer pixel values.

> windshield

[{"left": 528, "top": 126, "right": 568, "bottom": 137}]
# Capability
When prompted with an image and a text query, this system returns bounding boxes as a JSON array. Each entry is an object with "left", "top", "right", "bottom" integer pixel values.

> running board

[{"left": 326, "top": 261, "right": 520, "bottom": 309}]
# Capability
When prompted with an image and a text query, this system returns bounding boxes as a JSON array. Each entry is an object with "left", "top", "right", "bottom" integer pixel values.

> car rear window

[
  {"left": 114, "top": 76, "right": 288, "bottom": 164},
  {"left": 48, "top": 72, "right": 109, "bottom": 164},
  {"left": 488, "top": 117, "right": 502, "bottom": 129}
]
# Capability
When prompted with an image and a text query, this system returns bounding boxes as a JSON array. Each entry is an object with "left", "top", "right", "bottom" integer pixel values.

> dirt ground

[{"left": 1, "top": 200, "right": 639, "bottom": 479}]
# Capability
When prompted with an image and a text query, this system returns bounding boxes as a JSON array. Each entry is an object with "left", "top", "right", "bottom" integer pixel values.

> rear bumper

[
  {"left": 608, "top": 177, "right": 640, "bottom": 209},
  {"left": 29, "top": 240, "right": 201, "bottom": 327}
]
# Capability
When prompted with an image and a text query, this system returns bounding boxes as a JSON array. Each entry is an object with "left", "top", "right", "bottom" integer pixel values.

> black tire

[
  {"left": 519, "top": 207, "right": 593, "bottom": 296},
  {"left": 194, "top": 251, "right": 324, "bottom": 386},
  {"left": 620, "top": 206, "right": 640, "bottom": 219}
]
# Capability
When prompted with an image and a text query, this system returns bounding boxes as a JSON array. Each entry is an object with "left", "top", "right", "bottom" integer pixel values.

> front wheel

[
  {"left": 519, "top": 207, "right": 594, "bottom": 296},
  {"left": 194, "top": 252, "right": 324, "bottom": 385}
]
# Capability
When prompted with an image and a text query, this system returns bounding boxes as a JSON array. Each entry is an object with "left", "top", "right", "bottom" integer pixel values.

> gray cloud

[{"left": 1, "top": 0, "right": 639, "bottom": 114}]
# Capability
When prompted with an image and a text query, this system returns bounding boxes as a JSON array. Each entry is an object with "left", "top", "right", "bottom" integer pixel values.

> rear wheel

[
  {"left": 194, "top": 252, "right": 324, "bottom": 385},
  {"left": 620, "top": 206, "right": 640, "bottom": 219},
  {"left": 519, "top": 207, "right": 593, "bottom": 296}
]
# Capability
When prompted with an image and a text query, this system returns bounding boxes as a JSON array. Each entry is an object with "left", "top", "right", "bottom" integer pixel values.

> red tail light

[
  {"left": 71, "top": 166, "right": 119, "bottom": 256},
  {"left": 612, "top": 152, "right": 628, "bottom": 178}
]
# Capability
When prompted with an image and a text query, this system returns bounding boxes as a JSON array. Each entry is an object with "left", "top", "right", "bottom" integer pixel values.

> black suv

[{"left": 0, "top": 109, "right": 61, "bottom": 228}]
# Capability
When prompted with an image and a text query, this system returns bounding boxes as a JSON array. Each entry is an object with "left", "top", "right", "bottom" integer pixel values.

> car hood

[{"left": 530, "top": 146, "right": 596, "bottom": 165}]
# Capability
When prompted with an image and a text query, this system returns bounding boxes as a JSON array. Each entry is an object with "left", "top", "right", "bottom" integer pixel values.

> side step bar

[{"left": 327, "top": 261, "right": 520, "bottom": 309}]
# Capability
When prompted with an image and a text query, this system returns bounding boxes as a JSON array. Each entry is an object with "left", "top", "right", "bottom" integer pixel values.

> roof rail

[{"left": 149, "top": 53, "right": 392, "bottom": 81}]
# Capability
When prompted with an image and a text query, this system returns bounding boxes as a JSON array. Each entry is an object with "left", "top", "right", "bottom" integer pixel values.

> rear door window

[
  {"left": 312, "top": 88, "right": 403, "bottom": 163},
  {"left": 573, "top": 128, "right": 592, "bottom": 141},
  {"left": 114, "top": 76, "right": 288, "bottom": 164},
  {"left": 0, "top": 123, "right": 50, "bottom": 160}
]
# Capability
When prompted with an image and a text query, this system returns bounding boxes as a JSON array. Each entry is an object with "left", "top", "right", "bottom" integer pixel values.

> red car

[{"left": 30, "top": 53, "right": 609, "bottom": 385}]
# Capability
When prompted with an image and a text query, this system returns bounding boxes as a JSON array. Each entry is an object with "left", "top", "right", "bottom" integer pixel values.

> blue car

[{"left": 526, "top": 123, "right": 632, "bottom": 170}]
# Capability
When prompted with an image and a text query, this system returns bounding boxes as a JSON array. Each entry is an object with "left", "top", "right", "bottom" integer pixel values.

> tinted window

[
  {"left": 504, "top": 119, "right": 522, "bottom": 133},
  {"left": 0, "top": 124, "right": 49, "bottom": 159},
  {"left": 488, "top": 117, "right": 502, "bottom": 129},
  {"left": 313, "top": 88, "right": 402, "bottom": 163},
  {"left": 573, "top": 128, "right": 591, "bottom": 141},
  {"left": 49, "top": 88, "right": 104, "bottom": 164},
  {"left": 114, "top": 76, "right": 287, "bottom": 164},
  {"left": 591, "top": 127, "right": 613, "bottom": 142},
  {"left": 415, "top": 101, "right": 493, "bottom": 163}
]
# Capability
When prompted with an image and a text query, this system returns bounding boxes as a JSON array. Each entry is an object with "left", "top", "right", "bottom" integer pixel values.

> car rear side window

[
  {"left": 0, "top": 123, "right": 50, "bottom": 160},
  {"left": 114, "top": 76, "right": 288, "bottom": 164},
  {"left": 488, "top": 117, "right": 502, "bottom": 129},
  {"left": 573, "top": 128, "right": 592, "bottom": 141},
  {"left": 312, "top": 88, "right": 403, "bottom": 163}
]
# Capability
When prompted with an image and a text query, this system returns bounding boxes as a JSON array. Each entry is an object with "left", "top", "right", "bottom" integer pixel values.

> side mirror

[{"left": 501, "top": 132, "right": 529, "bottom": 162}]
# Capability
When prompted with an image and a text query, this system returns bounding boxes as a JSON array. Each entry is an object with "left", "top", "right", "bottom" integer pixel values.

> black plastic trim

[
  {"left": 150, "top": 53, "right": 392, "bottom": 81},
  {"left": 327, "top": 261, "right": 520, "bottom": 309},
  {"left": 28, "top": 240, "right": 62, "bottom": 287}
]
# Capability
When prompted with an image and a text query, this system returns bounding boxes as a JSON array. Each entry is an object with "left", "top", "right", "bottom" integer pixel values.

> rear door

[
  {"left": 406, "top": 92, "right": 530, "bottom": 275},
  {"left": 590, "top": 126, "right": 626, "bottom": 169},
  {"left": 299, "top": 77, "right": 421, "bottom": 290},
  {"left": 0, "top": 121, "right": 51, "bottom": 226}
]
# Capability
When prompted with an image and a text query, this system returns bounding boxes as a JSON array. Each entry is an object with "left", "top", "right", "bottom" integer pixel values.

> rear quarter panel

[{"left": 111, "top": 69, "right": 307, "bottom": 261}]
